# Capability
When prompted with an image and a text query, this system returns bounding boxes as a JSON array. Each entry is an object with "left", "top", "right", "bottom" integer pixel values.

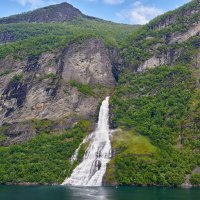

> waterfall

[{"left": 62, "top": 97, "right": 112, "bottom": 186}]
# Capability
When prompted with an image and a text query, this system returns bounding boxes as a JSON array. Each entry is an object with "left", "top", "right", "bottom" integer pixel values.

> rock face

[
  {"left": 61, "top": 39, "right": 115, "bottom": 86},
  {"left": 0, "top": 39, "right": 116, "bottom": 135},
  {"left": 149, "top": 1, "right": 200, "bottom": 30},
  {"left": 0, "top": 3, "right": 83, "bottom": 24},
  {"left": 138, "top": 48, "right": 182, "bottom": 72},
  {"left": 169, "top": 22, "right": 200, "bottom": 44}
]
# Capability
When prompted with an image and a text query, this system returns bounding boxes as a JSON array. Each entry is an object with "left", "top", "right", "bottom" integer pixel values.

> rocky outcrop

[
  {"left": 169, "top": 22, "right": 200, "bottom": 44},
  {"left": 60, "top": 39, "right": 115, "bottom": 86},
  {"left": 150, "top": 9, "right": 198, "bottom": 30},
  {"left": 149, "top": 0, "right": 200, "bottom": 30},
  {"left": 0, "top": 39, "right": 116, "bottom": 131},
  {"left": 138, "top": 48, "right": 182, "bottom": 72},
  {"left": 0, "top": 3, "right": 83, "bottom": 24},
  {"left": 0, "top": 57, "right": 25, "bottom": 95}
]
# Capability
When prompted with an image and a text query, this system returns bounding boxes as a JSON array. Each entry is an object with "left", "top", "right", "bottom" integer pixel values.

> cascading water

[{"left": 62, "top": 97, "right": 112, "bottom": 186}]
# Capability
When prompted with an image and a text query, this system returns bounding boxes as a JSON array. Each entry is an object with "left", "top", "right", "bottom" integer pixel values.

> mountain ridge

[{"left": 0, "top": 2, "right": 85, "bottom": 24}]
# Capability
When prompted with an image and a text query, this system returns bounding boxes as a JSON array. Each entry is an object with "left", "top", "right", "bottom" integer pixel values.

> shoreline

[
  {"left": 0, "top": 182, "right": 199, "bottom": 188},
  {"left": 0, "top": 182, "right": 59, "bottom": 186}
]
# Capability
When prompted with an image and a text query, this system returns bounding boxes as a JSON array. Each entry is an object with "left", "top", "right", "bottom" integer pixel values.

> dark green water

[{"left": 0, "top": 185, "right": 199, "bottom": 200}]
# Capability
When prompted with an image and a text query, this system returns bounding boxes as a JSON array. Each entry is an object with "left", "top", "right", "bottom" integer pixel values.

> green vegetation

[
  {"left": 0, "top": 120, "right": 91, "bottom": 184},
  {"left": 70, "top": 80, "right": 94, "bottom": 96},
  {"left": 112, "top": 130, "right": 157, "bottom": 155},
  {"left": 0, "top": 135, "right": 6, "bottom": 143},
  {"left": 28, "top": 119, "right": 54, "bottom": 134},
  {"left": 0, "top": 125, "right": 9, "bottom": 144},
  {"left": 106, "top": 65, "right": 199, "bottom": 186},
  {"left": 190, "top": 174, "right": 200, "bottom": 185},
  {"left": 112, "top": 65, "right": 194, "bottom": 147},
  {"left": 45, "top": 73, "right": 58, "bottom": 79},
  {"left": 107, "top": 151, "right": 195, "bottom": 186},
  {"left": 10, "top": 74, "right": 23, "bottom": 84},
  {"left": 0, "top": 18, "right": 137, "bottom": 59},
  {"left": 39, "top": 73, "right": 59, "bottom": 81}
]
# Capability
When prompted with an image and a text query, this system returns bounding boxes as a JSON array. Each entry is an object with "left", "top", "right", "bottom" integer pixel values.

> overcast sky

[{"left": 0, "top": 0, "right": 191, "bottom": 24}]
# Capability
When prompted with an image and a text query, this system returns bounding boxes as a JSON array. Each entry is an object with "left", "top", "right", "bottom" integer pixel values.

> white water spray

[{"left": 62, "top": 97, "right": 112, "bottom": 186}]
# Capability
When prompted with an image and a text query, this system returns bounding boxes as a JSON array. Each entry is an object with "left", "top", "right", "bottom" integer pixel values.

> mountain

[
  {"left": 0, "top": 2, "right": 84, "bottom": 24},
  {"left": 0, "top": 0, "right": 200, "bottom": 187}
]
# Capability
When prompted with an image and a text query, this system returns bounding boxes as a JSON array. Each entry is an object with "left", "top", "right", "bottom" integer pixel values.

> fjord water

[
  {"left": 62, "top": 97, "right": 112, "bottom": 186},
  {"left": 1, "top": 186, "right": 200, "bottom": 200}
]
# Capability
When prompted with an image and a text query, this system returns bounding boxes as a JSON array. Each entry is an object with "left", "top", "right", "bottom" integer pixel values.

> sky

[{"left": 0, "top": 0, "right": 192, "bottom": 24}]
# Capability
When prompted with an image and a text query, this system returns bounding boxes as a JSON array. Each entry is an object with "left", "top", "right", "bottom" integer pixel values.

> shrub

[
  {"left": 70, "top": 80, "right": 94, "bottom": 96},
  {"left": 10, "top": 74, "right": 23, "bottom": 84},
  {"left": 190, "top": 174, "right": 200, "bottom": 185}
]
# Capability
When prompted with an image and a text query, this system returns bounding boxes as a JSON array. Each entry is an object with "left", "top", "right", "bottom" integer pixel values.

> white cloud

[
  {"left": 15, "top": 0, "right": 60, "bottom": 9},
  {"left": 133, "top": 1, "right": 141, "bottom": 7},
  {"left": 103, "top": 0, "right": 124, "bottom": 5},
  {"left": 17, "top": 0, "right": 44, "bottom": 7},
  {"left": 118, "top": 1, "right": 163, "bottom": 24}
]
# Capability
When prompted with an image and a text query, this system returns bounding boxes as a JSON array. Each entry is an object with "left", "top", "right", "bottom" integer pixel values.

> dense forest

[{"left": 106, "top": 0, "right": 200, "bottom": 186}]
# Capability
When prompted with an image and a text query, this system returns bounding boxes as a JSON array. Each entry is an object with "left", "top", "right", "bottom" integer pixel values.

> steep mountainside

[
  {"left": 0, "top": 0, "right": 200, "bottom": 186},
  {"left": 106, "top": 0, "right": 200, "bottom": 187},
  {"left": 0, "top": 38, "right": 115, "bottom": 124}
]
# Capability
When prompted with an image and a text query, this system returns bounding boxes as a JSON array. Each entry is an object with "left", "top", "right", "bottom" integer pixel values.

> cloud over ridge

[{"left": 118, "top": 1, "right": 163, "bottom": 24}]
